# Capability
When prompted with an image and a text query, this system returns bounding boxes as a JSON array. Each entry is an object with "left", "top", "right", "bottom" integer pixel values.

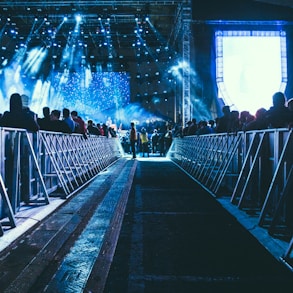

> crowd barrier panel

[
  {"left": 0, "top": 128, "right": 124, "bottom": 233},
  {"left": 168, "top": 128, "right": 293, "bottom": 265},
  {"left": 1, "top": 126, "right": 292, "bottom": 264}
]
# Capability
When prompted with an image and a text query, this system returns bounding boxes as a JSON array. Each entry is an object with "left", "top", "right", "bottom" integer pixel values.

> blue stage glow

[{"left": 0, "top": 69, "right": 130, "bottom": 124}]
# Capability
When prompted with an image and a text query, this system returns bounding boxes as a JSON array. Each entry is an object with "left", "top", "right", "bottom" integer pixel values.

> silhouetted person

[
  {"left": 151, "top": 129, "right": 159, "bottom": 153},
  {"left": 244, "top": 108, "right": 268, "bottom": 131},
  {"left": 71, "top": 110, "right": 87, "bottom": 138},
  {"left": 230, "top": 110, "right": 240, "bottom": 132},
  {"left": 140, "top": 127, "right": 149, "bottom": 157},
  {"left": 47, "top": 109, "right": 72, "bottom": 133},
  {"left": 108, "top": 127, "right": 117, "bottom": 137},
  {"left": 102, "top": 123, "right": 109, "bottom": 137},
  {"left": 37, "top": 106, "right": 51, "bottom": 130},
  {"left": 183, "top": 121, "right": 192, "bottom": 136},
  {"left": 21, "top": 94, "right": 38, "bottom": 123},
  {"left": 0, "top": 93, "right": 39, "bottom": 132},
  {"left": 96, "top": 123, "right": 104, "bottom": 136},
  {"left": 266, "top": 92, "right": 291, "bottom": 128},
  {"left": 87, "top": 120, "right": 101, "bottom": 136},
  {"left": 239, "top": 110, "right": 254, "bottom": 131},
  {"left": 158, "top": 133, "right": 165, "bottom": 156},
  {"left": 130, "top": 122, "right": 137, "bottom": 159},
  {"left": 209, "top": 119, "right": 216, "bottom": 133},
  {"left": 187, "top": 118, "right": 198, "bottom": 135},
  {"left": 62, "top": 108, "right": 76, "bottom": 133},
  {"left": 215, "top": 105, "right": 232, "bottom": 133},
  {"left": 164, "top": 126, "right": 173, "bottom": 153},
  {"left": 196, "top": 120, "right": 212, "bottom": 135}
]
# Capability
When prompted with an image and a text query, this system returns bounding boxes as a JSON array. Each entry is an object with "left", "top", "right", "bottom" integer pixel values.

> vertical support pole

[{"left": 182, "top": 1, "right": 191, "bottom": 127}]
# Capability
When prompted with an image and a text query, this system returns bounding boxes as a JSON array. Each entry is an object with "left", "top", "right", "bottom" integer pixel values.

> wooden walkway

[{"left": 0, "top": 156, "right": 292, "bottom": 292}]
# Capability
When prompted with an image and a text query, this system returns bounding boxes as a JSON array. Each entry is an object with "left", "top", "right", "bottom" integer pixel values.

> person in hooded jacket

[{"left": 0, "top": 93, "right": 39, "bottom": 132}]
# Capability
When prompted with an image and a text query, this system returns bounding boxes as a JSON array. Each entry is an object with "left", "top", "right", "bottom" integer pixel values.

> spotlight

[{"left": 75, "top": 14, "right": 82, "bottom": 22}]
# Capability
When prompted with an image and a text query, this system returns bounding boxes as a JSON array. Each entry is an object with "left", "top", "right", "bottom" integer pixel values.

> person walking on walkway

[
  {"left": 140, "top": 127, "right": 149, "bottom": 157},
  {"left": 130, "top": 122, "right": 137, "bottom": 159},
  {"left": 151, "top": 129, "right": 159, "bottom": 153}
]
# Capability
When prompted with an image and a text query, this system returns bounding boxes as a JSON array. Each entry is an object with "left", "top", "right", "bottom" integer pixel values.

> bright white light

[
  {"left": 216, "top": 31, "right": 286, "bottom": 115},
  {"left": 75, "top": 14, "right": 82, "bottom": 22},
  {"left": 22, "top": 47, "right": 47, "bottom": 76}
]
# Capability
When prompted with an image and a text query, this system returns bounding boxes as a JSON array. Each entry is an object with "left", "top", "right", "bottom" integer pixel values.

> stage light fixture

[{"left": 75, "top": 14, "right": 82, "bottom": 23}]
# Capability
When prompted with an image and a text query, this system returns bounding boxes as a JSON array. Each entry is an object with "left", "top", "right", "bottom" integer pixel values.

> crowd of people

[
  {"left": 1, "top": 91, "right": 293, "bottom": 158},
  {"left": 0, "top": 92, "right": 175, "bottom": 158},
  {"left": 122, "top": 121, "right": 173, "bottom": 158},
  {"left": 0, "top": 92, "right": 117, "bottom": 139},
  {"left": 182, "top": 91, "right": 293, "bottom": 136}
]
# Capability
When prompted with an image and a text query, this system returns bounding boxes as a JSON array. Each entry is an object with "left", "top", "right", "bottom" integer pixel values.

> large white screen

[{"left": 217, "top": 31, "right": 286, "bottom": 115}]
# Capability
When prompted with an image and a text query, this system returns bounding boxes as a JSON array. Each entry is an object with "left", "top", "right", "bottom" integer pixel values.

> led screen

[
  {"left": 46, "top": 71, "right": 130, "bottom": 122},
  {"left": 0, "top": 70, "right": 130, "bottom": 124},
  {"left": 216, "top": 31, "right": 287, "bottom": 116}
]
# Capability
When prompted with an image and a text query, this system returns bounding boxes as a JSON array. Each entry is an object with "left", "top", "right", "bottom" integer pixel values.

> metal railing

[
  {"left": 168, "top": 128, "right": 293, "bottom": 266},
  {"left": 0, "top": 128, "right": 124, "bottom": 232}
]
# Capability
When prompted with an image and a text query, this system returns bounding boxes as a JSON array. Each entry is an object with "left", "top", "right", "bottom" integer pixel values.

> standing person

[
  {"left": 48, "top": 109, "right": 72, "bottom": 133},
  {"left": 21, "top": 94, "right": 38, "bottom": 123},
  {"left": 71, "top": 110, "right": 87, "bottom": 139},
  {"left": 243, "top": 108, "right": 268, "bottom": 131},
  {"left": 0, "top": 93, "right": 39, "bottom": 132},
  {"left": 130, "top": 122, "right": 137, "bottom": 159},
  {"left": 187, "top": 118, "right": 197, "bottom": 135},
  {"left": 87, "top": 120, "right": 101, "bottom": 136},
  {"left": 62, "top": 108, "right": 75, "bottom": 133},
  {"left": 215, "top": 105, "right": 232, "bottom": 133},
  {"left": 265, "top": 91, "right": 291, "bottom": 129},
  {"left": 158, "top": 132, "right": 165, "bottom": 156},
  {"left": 37, "top": 106, "right": 51, "bottom": 130},
  {"left": 164, "top": 126, "right": 173, "bottom": 153},
  {"left": 151, "top": 129, "right": 159, "bottom": 153},
  {"left": 140, "top": 127, "right": 149, "bottom": 157}
]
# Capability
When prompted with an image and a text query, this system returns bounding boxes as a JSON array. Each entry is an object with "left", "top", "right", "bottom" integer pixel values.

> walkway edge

[
  {"left": 43, "top": 159, "right": 138, "bottom": 293},
  {"left": 1, "top": 158, "right": 133, "bottom": 292}
]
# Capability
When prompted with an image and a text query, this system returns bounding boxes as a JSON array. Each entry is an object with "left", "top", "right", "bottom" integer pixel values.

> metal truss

[{"left": 182, "top": 0, "right": 191, "bottom": 126}]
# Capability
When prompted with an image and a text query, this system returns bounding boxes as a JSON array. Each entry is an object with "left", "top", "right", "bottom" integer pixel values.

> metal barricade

[
  {"left": 168, "top": 128, "right": 293, "bottom": 264},
  {"left": 37, "top": 131, "right": 123, "bottom": 196},
  {"left": 0, "top": 127, "right": 124, "bottom": 232}
]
